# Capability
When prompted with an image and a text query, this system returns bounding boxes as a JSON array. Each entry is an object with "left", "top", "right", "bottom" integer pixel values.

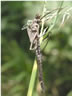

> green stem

[
  {"left": 40, "top": 1, "right": 47, "bottom": 44},
  {"left": 27, "top": 59, "right": 37, "bottom": 96}
]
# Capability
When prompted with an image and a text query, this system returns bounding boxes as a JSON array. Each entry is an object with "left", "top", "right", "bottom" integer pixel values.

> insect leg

[{"left": 21, "top": 24, "right": 27, "bottom": 30}]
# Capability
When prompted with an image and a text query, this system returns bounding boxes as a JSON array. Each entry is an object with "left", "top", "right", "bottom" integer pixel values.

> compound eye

[{"left": 36, "top": 25, "right": 38, "bottom": 28}]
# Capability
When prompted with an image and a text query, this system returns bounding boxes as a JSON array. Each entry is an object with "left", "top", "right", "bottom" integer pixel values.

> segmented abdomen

[{"left": 35, "top": 37, "right": 45, "bottom": 93}]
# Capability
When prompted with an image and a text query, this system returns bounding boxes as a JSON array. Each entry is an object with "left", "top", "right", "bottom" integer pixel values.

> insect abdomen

[{"left": 35, "top": 37, "right": 45, "bottom": 93}]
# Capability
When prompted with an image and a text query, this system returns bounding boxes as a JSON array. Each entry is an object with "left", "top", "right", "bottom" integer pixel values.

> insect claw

[
  {"left": 21, "top": 24, "right": 28, "bottom": 30},
  {"left": 21, "top": 26, "right": 27, "bottom": 30}
]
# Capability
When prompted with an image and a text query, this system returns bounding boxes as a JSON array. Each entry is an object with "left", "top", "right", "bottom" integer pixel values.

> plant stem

[
  {"left": 40, "top": 1, "right": 47, "bottom": 44},
  {"left": 27, "top": 59, "right": 37, "bottom": 96}
]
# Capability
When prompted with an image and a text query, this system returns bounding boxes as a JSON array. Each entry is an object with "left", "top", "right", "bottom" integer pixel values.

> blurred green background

[{"left": 1, "top": 1, "right": 72, "bottom": 96}]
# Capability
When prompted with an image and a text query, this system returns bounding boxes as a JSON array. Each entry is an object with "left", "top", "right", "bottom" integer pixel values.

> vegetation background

[{"left": 1, "top": 1, "right": 72, "bottom": 96}]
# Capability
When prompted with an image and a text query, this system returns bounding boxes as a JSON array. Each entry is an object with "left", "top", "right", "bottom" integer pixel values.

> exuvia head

[{"left": 35, "top": 14, "right": 41, "bottom": 23}]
